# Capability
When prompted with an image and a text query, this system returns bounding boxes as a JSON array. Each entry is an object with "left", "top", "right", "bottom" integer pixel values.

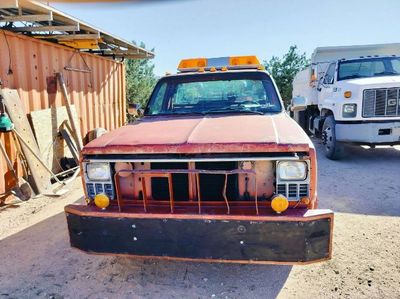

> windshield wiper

[
  {"left": 149, "top": 111, "right": 206, "bottom": 116},
  {"left": 374, "top": 71, "right": 399, "bottom": 76},
  {"left": 340, "top": 74, "right": 367, "bottom": 80},
  {"left": 205, "top": 107, "right": 264, "bottom": 115}
]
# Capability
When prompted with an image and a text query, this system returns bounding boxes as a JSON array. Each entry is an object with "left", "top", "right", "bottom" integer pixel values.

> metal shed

[{"left": 0, "top": 0, "right": 154, "bottom": 200}]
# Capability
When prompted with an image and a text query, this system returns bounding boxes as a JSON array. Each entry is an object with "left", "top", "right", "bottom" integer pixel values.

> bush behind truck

[{"left": 291, "top": 43, "right": 400, "bottom": 159}]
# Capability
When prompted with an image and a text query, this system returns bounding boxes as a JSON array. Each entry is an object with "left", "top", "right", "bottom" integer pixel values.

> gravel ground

[{"left": 1, "top": 139, "right": 399, "bottom": 299}]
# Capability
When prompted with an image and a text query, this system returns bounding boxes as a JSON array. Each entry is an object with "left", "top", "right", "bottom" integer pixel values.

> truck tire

[
  {"left": 296, "top": 110, "right": 311, "bottom": 135},
  {"left": 322, "top": 116, "right": 344, "bottom": 160}
]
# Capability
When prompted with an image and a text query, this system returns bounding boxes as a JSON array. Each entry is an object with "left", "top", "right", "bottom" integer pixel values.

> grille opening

[
  {"left": 277, "top": 183, "right": 309, "bottom": 200},
  {"left": 363, "top": 88, "right": 400, "bottom": 117},
  {"left": 288, "top": 184, "right": 297, "bottom": 198},
  {"left": 196, "top": 162, "right": 239, "bottom": 201},
  {"left": 299, "top": 184, "right": 308, "bottom": 197},
  {"left": 375, "top": 89, "right": 387, "bottom": 116},
  {"left": 150, "top": 162, "right": 189, "bottom": 201},
  {"left": 277, "top": 184, "right": 286, "bottom": 195},
  {"left": 378, "top": 128, "right": 392, "bottom": 135}
]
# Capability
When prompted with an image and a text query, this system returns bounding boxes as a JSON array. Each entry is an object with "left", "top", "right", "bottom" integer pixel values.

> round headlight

[
  {"left": 86, "top": 162, "right": 111, "bottom": 181},
  {"left": 277, "top": 161, "right": 307, "bottom": 181}
]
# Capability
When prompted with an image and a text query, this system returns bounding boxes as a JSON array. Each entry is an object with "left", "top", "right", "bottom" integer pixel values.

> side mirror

[
  {"left": 291, "top": 97, "right": 306, "bottom": 112},
  {"left": 127, "top": 103, "right": 143, "bottom": 117},
  {"left": 317, "top": 75, "right": 324, "bottom": 86}
]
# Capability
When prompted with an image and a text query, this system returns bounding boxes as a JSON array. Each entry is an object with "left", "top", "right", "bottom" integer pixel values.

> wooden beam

[
  {"left": 109, "top": 50, "right": 155, "bottom": 58},
  {"left": 59, "top": 39, "right": 100, "bottom": 50},
  {"left": 56, "top": 73, "right": 83, "bottom": 153},
  {"left": 0, "top": 11, "right": 53, "bottom": 22},
  {"left": 55, "top": 33, "right": 100, "bottom": 40},
  {"left": 0, "top": 0, "right": 18, "bottom": 9},
  {"left": 82, "top": 50, "right": 152, "bottom": 59},
  {"left": 0, "top": 89, "right": 52, "bottom": 195},
  {"left": 33, "top": 33, "right": 100, "bottom": 41},
  {"left": 10, "top": 24, "right": 80, "bottom": 32}
]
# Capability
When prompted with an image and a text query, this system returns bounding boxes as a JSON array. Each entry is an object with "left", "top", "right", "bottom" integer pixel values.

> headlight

[
  {"left": 343, "top": 104, "right": 357, "bottom": 117},
  {"left": 86, "top": 162, "right": 111, "bottom": 181},
  {"left": 277, "top": 161, "right": 307, "bottom": 181}
]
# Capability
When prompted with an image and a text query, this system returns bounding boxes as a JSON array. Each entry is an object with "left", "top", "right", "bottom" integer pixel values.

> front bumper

[
  {"left": 65, "top": 205, "right": 333, "bottom": 265},
  {"left": 336, "top": 121, "right": 400, "bottom": 144}
]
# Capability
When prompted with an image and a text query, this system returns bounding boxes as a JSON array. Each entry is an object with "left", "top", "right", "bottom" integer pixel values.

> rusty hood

[{"left": 82, "top": 113, "right": 312, "bottom": 155}]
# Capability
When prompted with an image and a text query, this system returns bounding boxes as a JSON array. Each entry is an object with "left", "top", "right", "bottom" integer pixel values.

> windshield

[
  {"left": 144, "top": 72, "right": 282, "bottom": 116},
  {"left": 338, "top": 57, "right": 400, "bottom": 81}
]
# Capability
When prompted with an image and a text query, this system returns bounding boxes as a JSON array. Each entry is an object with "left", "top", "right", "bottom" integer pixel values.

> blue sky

[{"left": 54, "top": 0, "right": 400, "bottom": 75}]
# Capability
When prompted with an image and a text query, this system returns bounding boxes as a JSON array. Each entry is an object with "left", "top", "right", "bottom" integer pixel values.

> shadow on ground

[
  {"left": 0, "top": 212, "right": 291, "bottom": 299},
  {"left": 2, "top": 139, "right": 399, "bottom": 298},
  {"left": 313, "top": 138, "right": 400, "bottom": 216}
]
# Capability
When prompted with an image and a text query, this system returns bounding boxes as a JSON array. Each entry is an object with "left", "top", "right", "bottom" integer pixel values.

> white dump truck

[{"left": 291, "top": 43, "right": 400, "bottom": 159}]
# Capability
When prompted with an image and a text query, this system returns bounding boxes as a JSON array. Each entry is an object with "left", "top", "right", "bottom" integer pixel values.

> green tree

[
  {"left": 126, "top": 42, "right": 157, "bottom": 110},
  {"left": 264, "top": 45, "right": 309, "bottom": 107}
]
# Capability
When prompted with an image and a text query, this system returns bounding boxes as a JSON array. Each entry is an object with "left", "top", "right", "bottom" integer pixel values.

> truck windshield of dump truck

[
  {"left": 338, "top": 57, "right": 400, "bottom": 81},
  {"left": 144, "top": 72, "right": 282, "bottom": 116}
]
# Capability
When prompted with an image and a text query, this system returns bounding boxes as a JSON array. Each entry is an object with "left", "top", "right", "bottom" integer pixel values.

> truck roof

[
  {"left": 174, "top": 55, "right": 267, "bottom": 74},
  {"left": 312, "top": 43, "right": 400, "bottom": 64},
  {"left": 165, "top": 68, "right": 270, "bottom": 79}
]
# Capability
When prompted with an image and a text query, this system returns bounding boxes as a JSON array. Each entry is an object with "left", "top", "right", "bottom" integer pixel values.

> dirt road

[{"left": 1, "top": 139, "right": 399, "bottom": 299}]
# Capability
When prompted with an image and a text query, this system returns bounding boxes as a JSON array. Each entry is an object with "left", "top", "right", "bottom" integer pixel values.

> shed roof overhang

[{"left": 0, "top": 0, "right": 154, "bottom": 60}]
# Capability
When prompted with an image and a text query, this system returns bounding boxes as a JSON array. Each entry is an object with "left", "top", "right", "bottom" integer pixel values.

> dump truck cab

[
  {"left": 65, "top": 56, "right": 333, "bottom": 265},
  {"left": 291, "top": 44, "right": 400, "bottom": 159}
]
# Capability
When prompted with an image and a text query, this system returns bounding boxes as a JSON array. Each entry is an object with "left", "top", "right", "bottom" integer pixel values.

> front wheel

[
  {"left": 295, "top": 110, "right": 311, "bottom": 135},
  {"left": 322, "top": 116, "right": 344, "bottom": 160}
]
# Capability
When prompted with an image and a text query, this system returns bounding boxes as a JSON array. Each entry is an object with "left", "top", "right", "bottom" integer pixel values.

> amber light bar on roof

[{"left": 178, "top": 56, "right": 264, "bottom": 72}]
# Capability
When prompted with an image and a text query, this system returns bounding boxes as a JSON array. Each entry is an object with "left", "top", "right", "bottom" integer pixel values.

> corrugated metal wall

[{"left": 0, "top": 29, "right": 126, "bottom": 198}]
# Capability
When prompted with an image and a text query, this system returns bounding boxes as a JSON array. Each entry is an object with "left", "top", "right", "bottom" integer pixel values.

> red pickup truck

[{"left": 65, "top": 56, "right": 333, "bottom": 265}]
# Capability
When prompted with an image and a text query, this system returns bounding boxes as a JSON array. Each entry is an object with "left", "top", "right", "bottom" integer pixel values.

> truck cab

[
  {"left": 65, "top": 56, "right": 333, "bottom": 265},
  {"left": 291, "top": 44, "right": 400, "bottom": 159}
]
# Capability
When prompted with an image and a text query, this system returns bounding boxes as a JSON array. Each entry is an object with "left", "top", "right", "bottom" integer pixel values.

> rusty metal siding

[{"left": 0, "top": 29, "right": 126, "bottom": 198}]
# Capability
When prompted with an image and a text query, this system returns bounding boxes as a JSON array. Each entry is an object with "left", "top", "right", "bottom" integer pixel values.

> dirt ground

[{"left": 1, "top": 139, "right": 399, "bottom": 299}]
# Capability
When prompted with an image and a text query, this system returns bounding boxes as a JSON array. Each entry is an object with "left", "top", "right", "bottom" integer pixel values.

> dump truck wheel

[
  {"left": 322, "top": 116, "right": 344, "bottom": 160},
  {"left": 296, "top": 110, "right": 312, "bottom": 135}
]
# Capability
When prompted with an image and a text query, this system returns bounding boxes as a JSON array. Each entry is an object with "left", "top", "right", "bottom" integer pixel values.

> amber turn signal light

[
  {"left": 300, "top": 197, "right": 310, "bottom": 205},
  {"left": 94, "top": 194, "right": 110, "bottom": 210},
  {"left": 271, "top": 195, "right": 289, "bottom": 214},
  {"left": 344, "top": 91, "right": 352, "bottom": 98}
]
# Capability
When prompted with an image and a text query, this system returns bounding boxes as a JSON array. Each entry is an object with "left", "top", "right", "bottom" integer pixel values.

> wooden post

[{"left": 56, "top": 72, "right": 83, "bottom": 152}]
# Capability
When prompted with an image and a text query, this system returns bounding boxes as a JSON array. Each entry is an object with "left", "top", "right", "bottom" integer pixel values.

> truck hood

[
  {"left": 344, "top": 75, "right": 400, "bottom": 88},
  {"left": 83, "top": 113, "right": 312, "bottom": 155}
]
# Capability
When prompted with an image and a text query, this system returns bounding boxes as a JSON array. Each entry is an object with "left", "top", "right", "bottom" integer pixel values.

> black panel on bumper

[{"left": 65, "top": 208, "right": 333, "bottom": 264}]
